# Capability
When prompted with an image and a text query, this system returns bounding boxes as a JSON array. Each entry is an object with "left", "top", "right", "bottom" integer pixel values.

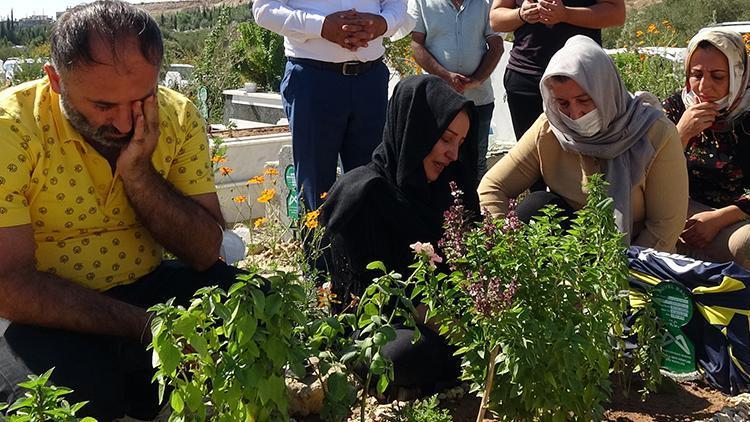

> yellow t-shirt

[{"left": 0, "top": 77, "right": 215, "bottom": 291}]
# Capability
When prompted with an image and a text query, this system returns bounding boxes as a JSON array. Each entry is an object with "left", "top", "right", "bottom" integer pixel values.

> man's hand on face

[
  {"left": 322, "top": 10, "right": 387, "bottom": 51},
  {"left": 117, "top": 95, "right": 159, "bottom": 178}
]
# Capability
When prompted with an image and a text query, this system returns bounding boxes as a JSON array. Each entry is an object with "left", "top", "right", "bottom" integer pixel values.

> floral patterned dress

[{"left": 663, "top": 92, "right": 750, "bottom": 215}]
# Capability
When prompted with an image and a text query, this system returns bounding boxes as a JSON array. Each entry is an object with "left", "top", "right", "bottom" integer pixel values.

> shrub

[
  {"left": 385, "top": 395, "right": 452, "bottom": 422},
  {"left": 0, "top": 368, "right": 95, "bottom": 422},
  {"left": 611, "top": 20, "right": 682, "bottom": 100},
  {"left": 413, "top": 175, "right": 662, "bottom": 420},
  {"left": 233, "top": 22, "right": 286, "bottom": 92},
  {"left": 149, "top": 271, "right": 309, "bottom": 421}
]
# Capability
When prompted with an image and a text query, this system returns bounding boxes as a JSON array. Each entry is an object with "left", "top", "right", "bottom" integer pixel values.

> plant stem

[
  {"left": 476, "top": 345, "right": 500, "bottom": 422},
  {"left": 361, "top": 370, "right": 372, "bottom": 422}
]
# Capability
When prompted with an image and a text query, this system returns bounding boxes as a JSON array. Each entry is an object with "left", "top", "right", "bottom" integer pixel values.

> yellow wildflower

[
  {"left": 211, "top": 155, "right": 227, "bottom": 164},
  {"left": 219, "top": 166, "right": 233, "bottom": 176},
  {"left": 320, "top": 192, "right": 328, "bottom": 200},
  {"left": 247, "top": 175, "right": 265, "bottom": 185},
  {"left": 257, "top": 189, "right": 276, "bottom": 203},
  {"left": 232, "top": 195, "right": 247, "bottom": 204},
  {"left": 254, "top": 217, "right": 267, "bottom": 228},
  {"left": 264, "top": 167, "right": 280, "bottom": 176},
  {"left": 304, "top": 210, "right": 320, "bottom": 229},
  {"left": 647, "top": 23, "right": 657, "bottom": 34},
  {"left": 635, "top": 30, "right": 644, "bottom": 38}
]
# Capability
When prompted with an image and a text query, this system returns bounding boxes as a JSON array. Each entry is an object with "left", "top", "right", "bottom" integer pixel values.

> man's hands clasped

[{"left": 321, "top": 9, "right": 387, "bottom": 51}]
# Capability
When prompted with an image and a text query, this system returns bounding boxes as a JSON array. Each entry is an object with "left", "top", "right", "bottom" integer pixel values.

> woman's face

[
  {"left": 548, "top": 79, "right": 597, "bottom": 120},
  {"left": 423, "top": 110, "right": 470, "bottom": 183},
  {"left": 688, "top": 46, "right": 730, "bottom": 101}
]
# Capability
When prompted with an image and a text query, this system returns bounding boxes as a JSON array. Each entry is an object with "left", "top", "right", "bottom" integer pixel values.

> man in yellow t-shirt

[{"left": 0, "top": 1, "right": 242, "bottom": 419}]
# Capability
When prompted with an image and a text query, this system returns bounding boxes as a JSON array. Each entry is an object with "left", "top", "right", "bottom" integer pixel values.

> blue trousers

[{"left": 281, "top": 59, "right": 389, "bottom": 211}]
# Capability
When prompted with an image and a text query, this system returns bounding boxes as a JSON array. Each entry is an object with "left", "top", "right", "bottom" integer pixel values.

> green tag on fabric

[{"left": 652, "top": 280, "right": 696, "bottom": 373}]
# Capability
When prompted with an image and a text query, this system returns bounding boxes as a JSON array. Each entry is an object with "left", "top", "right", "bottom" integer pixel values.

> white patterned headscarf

[
  {"left": 682, "top": 29, "right": 750, "bottom": 131},
  {"left": 540, "top": 35, "right": 663, "bottom": 244}
]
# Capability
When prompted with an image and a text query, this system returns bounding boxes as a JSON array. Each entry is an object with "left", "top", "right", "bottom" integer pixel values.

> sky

[{"left": 0, "top": 0, "right": 173, "bottom": 20}]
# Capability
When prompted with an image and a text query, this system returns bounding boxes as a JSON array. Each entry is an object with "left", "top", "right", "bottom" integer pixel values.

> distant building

[{"left": 17, "top": 15, "right": 53, "bottom": 28}]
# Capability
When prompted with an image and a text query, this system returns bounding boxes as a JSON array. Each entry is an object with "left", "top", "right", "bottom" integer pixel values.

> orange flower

[
  {"left": 635, "top": 30, "right": 644, "bottom": 38},
  {"left": 647, "top": 23, "right": 657, "bottom": 34},
  {"left": 257, "top": 189, "right": 276, "bottom": 203},
  {"left": 320, "top": 192, "right": 328, "bottom": 200},
  {"left": 211, "top": 155, "right": 227, "bottom": 164},
  {"left": 264, "top": 167, "right": 280, "bottom": 176},
  {"left": 232, "top": 195, "right": 247, "bottom": 204},
  {"left": 254, "top": 217, "right": 267, "bottom": 228},
  {"left": 247, "top": 175, "right": 265, "bottom": 185},
  {"left": 219, "top": 166, "right": 233, "bottom": 176},
  {"left": 304, "top": 209, "right": 320, "bottom": 229}
]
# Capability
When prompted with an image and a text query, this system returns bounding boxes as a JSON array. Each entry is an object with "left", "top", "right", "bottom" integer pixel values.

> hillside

[
  {"left": 133, "top": 0, "right": 249, "bottom": 15},
  {"left": 132, "top": 0, "right": 659, "bottom": 15}
]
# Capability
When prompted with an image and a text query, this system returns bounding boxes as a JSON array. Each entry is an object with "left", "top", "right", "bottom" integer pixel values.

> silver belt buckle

[{"left": 342, "top": 61, "right": 360, "bottom": 76}]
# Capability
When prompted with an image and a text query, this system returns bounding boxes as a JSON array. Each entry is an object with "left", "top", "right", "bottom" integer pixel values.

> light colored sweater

[{"left": 479, "top": 113, "right": 688, "bottom": 252}]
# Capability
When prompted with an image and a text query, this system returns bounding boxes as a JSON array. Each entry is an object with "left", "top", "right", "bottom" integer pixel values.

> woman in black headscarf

[{"left": 320, "top": 74, "right": 480, "bottom": 396}]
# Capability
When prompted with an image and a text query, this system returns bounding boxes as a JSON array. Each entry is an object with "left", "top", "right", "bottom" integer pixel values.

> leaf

[
  {"left": 376, "top": 373, "right": 389, "bottom": 395},
  {"left": 369, "top": 352, "right": 386, "bottom": 375},
  {"left": 251, "top": 289, "right": 266, "bottom": 316},
  {"left": 380, "top": 325, "right": 397, "bottom": 342},
  {"left": 366, "top": 261, "right": 387, "bottom": 273},
  {"left": 170, "top": 390, "right": 185, "bottom": 413}
]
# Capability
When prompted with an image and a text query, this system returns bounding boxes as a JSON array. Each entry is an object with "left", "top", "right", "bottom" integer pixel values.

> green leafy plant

[
  {"left": 413, "top": 175, "right": 662, "bottom": 421},
  {"left": 148, "top": 271, "right": 309, "bottom": 421},
  {"left": 611, "top": 20, "right": 682, "bottom": 100},
  {"left": 233, "top": 22, "right": 285, "bottom": 92},
  {"left": 0, "top": 368, "right": 96, "bottom": 422},
  {"left": 385, "top": 395, "right": 452, "bottom": 422},
  {"left": 303, "top": 263, "right": 420, "bottom": 422},
  {"left": 190, "top": 7, "right": 242, "bottom": 123}
]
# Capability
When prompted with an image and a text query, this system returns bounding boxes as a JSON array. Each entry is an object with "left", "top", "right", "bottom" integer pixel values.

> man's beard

[{"left": 59, "top": 88, "right": 133, "bottom": 149}]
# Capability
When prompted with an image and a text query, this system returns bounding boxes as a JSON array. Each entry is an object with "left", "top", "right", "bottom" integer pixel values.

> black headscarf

[{"left": 321, "top": 75, "right": 480, "bottom": 304}]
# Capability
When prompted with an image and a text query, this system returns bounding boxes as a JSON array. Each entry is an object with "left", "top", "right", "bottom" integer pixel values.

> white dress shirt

[{"left": 252, "top": 0, "right": 408, "bottom": 63}]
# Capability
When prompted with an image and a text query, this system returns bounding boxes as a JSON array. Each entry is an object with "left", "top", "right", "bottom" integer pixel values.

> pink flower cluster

[
  {"left": 468, "top": 274, "right": 518, "bottom": 317},
  {"left": 409, "top": 241, "right": 443, "bottom": 268},
  {"left": 439, "top": 181, "right": 468, "bottom": 267}
]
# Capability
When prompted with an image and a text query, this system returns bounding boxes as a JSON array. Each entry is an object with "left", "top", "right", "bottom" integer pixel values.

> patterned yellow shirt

[{"left": 0, "top": 77, "right": 215, "bottom": 291}]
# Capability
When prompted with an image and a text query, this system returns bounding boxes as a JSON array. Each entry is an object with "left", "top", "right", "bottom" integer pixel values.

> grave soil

[
  {"left": 446, "top": 378, "right": 729, "bottom": 421},
  {"left": 209, "top": 125, "right": 289, "bottom": 138}
]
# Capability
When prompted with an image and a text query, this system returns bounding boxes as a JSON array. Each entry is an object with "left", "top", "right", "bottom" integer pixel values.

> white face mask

[
  {"left": 559, "top": 108, "right": 602, "bottom": 137},
  {"left": 713, "top": 95, "right": 731, "bottom": 111},
  {"left": 683, "top": 89, "right": 731, "bottom": 111}
]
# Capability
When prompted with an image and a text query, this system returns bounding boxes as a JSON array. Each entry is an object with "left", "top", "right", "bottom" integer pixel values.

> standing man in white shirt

[
  {"left": 252, "top": 1, "right": 408, "bottom": 211},
  {"left": 409, "top": 0, "right": 503, "bottom": 179}
]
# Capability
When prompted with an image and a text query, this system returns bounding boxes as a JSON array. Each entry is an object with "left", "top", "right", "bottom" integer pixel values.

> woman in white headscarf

[
  {"left": 663, "top": 29, "right": 750, "bottom": 267},
  {"left": 479, "top": 35, "right": 688, "bottom": 251}
]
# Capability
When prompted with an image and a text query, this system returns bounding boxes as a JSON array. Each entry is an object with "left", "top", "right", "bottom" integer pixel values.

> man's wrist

[
  {"left": 119, "top": 160, "right": 157, "bottom": 191},
  {"left": 374, "top": 15, "right": 388, "bottom": 38}
]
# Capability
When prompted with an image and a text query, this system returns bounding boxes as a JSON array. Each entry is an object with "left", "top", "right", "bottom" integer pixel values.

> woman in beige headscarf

[
  {"left": 663, "top": 29, "right": 750, "bottom": 267},
  {"left": 480, "top": 35, "right": 688, "bottom": 251}
]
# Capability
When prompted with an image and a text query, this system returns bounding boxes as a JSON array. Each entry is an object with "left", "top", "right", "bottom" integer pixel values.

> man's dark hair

[{"left": 50, "top": 0, "right": 163, "bottom": 72}]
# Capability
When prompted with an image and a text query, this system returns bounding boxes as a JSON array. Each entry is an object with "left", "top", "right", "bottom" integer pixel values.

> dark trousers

[
  {"left": 516, "top": 190, "right": 576, "bottom": 228},
  {"left": 504, "top": 68, "right": 547, "bottom": 191},
  {"left": 281, "top": 59, "right": 389, "bottom": 211},
  {"left": 475, "top": 102, "right": 495, "bottom": 180},
  {"left": 0, "top": 260, "right": 244, "bottom": 421}
]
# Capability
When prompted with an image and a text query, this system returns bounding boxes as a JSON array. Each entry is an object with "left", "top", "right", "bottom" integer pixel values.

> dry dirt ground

[{"left": 443, "top": 378, "right": 730, "bottom": 422}]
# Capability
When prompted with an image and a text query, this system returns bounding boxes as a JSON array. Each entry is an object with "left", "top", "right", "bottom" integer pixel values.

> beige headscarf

[
  {"left": 540, "top": 35, "right": 664, "bottom": 244},
  {"left": 682, "top": 29, "right": 750, "bottom": 131}
]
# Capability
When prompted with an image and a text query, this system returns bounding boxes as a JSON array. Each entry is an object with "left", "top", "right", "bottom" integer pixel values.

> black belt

[{"left": 288, "top": 56, "right": 383, "bottom": 76}]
